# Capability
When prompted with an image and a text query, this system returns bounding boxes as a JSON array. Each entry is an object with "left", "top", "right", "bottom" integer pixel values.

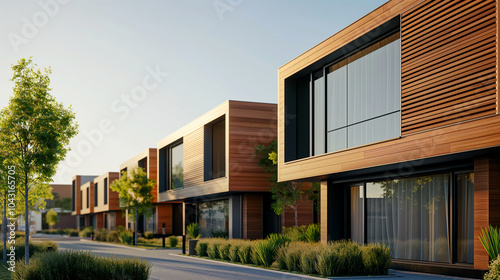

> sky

[{"left": 0, "top": 0, "right": 388, "bottom": 184}]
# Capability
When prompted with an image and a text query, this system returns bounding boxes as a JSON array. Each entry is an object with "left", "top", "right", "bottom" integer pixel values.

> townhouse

[
  {"left": 157, "top": 100, "right": 314, "bottom": 239},
  {"left": 277, "top": 0, "right": 498, "bottom": 277},
  {"left": 120, "top": 148, "right": 173, "bottom": 235}
]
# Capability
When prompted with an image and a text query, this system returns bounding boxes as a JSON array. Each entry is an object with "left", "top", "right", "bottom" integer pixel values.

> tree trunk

[
  {"left": 25, "top": 176, "right": 29, "bottom": 265},
  {"left": 134, "top": 207, "right": 138, "bottom": 246},
  {"left": 294, "top": 202, "right": 298, "bottom": 227},
  {"left": 3, "top": 193, "right": 7, "bottom": 264}
]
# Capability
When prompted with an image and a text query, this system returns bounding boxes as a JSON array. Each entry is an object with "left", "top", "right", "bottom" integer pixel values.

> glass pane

[
  {"left": 347, "top": 36, "right": 401, "bottom": 125},
  {"left": 327, "top": 128, "right": 347, "bottom": 153},
  {"left": 366, "top": 174, "right": 450, "bottom": 263},
  {"left": 198, "top": 200, "right": 229, "bottom": 238},
  {"left": 212, "top": 120, "right": 225, "bottom": 179},
  {"left": 456, "top": 173, "right": 474, "bottom": 264},
  {"left": 350, "top": 185, "right": 364, "bottom": 244},
  {"left": 347, "top": 111, "right": 400, "bottom": 148},
  {"left": 171, "top": 143, "right": 184, "bottom": 189},
  {"left": 314, "top": 76, "right": 325, "bottom": 155},
  {"left": 327, "top": 62, "right": 347, "bottom": 131}
]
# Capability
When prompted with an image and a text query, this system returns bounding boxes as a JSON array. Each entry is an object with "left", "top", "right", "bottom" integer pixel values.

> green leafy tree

[
  {"left": 110, "top": 167, "right": 155, "bottom": 246},
  {"left": 254, "top": 140, "right": 319, "bottom": 226},
  {"left": 45, "top": 209, "right": 59, "bottom": 230},
  {"left": 0, "top": 58, "right": 78, "bottom": 264},
  {"left": 51, "top": 193, "right": 72, "bottom": 211}
]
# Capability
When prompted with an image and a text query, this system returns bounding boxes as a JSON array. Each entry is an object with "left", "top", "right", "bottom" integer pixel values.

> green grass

[{"left": 0, "top": 264, "right": 12, "bottom": 280}]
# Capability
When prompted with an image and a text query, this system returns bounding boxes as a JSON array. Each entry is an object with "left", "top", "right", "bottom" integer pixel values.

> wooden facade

[
  {"left": 157, "top": 100, "right": 304, "bottom": 239},
  {"left": 278, "top": 0, "right": 500, "bottom": 274},
  {"left": 93, "top": 172, "right": 120, "bottom": 213},
  {"left": 157, "top": 100, "right": 277, "bottom": 202}
]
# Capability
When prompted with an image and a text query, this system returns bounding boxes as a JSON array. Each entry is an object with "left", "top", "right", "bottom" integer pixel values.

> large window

[
  {"left": 94, "top": 183, "right": 98, "bottom": 207},
  {"left": 86, "top": 187, "right": 89, "bottom": 208},
  {"left": 284, "top": 17, "right": 401, "bottom": 161},
  {"left": 170, "top": 142, "right": 184, "bottom": 190},
  {"left": 72, "top": 180, "right": 75, "bottom": 211},
  {"left": 349, "top": 172, "right": 474, "bottom": 264},
  {"left": 318, "top": 33, "right": 401, "bottom": 155},
  {"left": 205, "top": 118, "right": 226, "bottom": 180},
  {"left": 104, "top": 178, "right": 108, "bottom": 205},
  {"left": 198, "top": 199, "right": 229, "bottom": 237}
]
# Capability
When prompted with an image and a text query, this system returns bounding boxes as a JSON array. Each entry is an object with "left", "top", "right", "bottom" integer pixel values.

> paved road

[{"left": 33, "top": 234, "right": 477, "bottom": 280}]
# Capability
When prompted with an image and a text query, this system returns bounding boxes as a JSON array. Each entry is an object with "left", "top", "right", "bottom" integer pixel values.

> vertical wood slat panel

[
  {"left": 228, "top": 101, "right": 277, "bottom": 192},
  {"left": 401, "top": 0, "right": 497, "bottom": 134},
  {"left": 156, "top": 204, "right": 173, "bottom": 235},
  {"left": 242, "top": 193, "right": 263, "bottom": 239},
  {"left": 473, "top": 157, "right": 500, "bottom": 270},
  {"left": 184, "top": 127, "right": 204, "bottom": 188}
]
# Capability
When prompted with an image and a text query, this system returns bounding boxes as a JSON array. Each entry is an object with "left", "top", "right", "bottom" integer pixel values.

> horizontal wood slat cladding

[
  {"left": 184, "top": 127, "right": 204, "bottom": 189},
  {"left": 242, "top": 193, "right": 263, "bottom": 239},
  {"left": 401, "top": 0, "right": 497, "bottom": 134},
  {"left": 228, "top": 102, "right": 276, "bottom": 192}
]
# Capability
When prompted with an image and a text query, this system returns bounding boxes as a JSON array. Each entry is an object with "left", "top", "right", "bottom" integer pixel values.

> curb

[
  {"left": 79, "top": 239, "right": 147, "bottom": 251},
  {"left": 169, "top": 253, "right": 325, "bottom": 279}
]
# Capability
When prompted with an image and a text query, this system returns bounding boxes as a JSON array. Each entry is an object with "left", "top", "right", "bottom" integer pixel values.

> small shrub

[
  {"left": 218, "top": 242, "right": 230, "bottom": 260},
  {"left": 107, "top": 230, "right": 120, "bottom": 242},
  {"left": 56, "top": 228, "right": 64, "bottom": 235},
  {"left": 210, "top": 230, "right": 229, "bottom": 239},
  {"left": 253, "top": 240, "right": 274, "bottom": 267},
  {"left": 300, "top": 245, "right": 320, "bottom": 274},
  {"left": 196, "top": 239, "right": 209, "bottom": 257},
  {"left": 336, "top": 241, "right": 363, "bottom": 276},
  {"left": 282, "top": 225, "right": 307, "bottom": 242},
  {"left": 228, "top": 240, "right": 243, "bottom": 262},
  {"left": 12, "top": 250, "right": 151, "bottom": 280},
  {"left": 168, "top": 236, "right": 179, "bottom": 247},
  {"left": 144, "top": 231, "right": 154, "bottom": 240},
  {"left": 94, "top": 228, "right": 108, "bottom": 241},
  {"left": 117, "top": 225, "right": 125, "bottom": 232},
  {"left": 118, "top": 230, "right": 134, "bottom": 244},
  {"left": 0, "top": 238, "right": 58, "bottom": 261},
  {"left": 276, "top": 242, "right": 303, "bottom": 271},
  {"left": 305, "top": 224, "right": 321, "bottom": 242},
  {"left": 79, "top": 226, "right": 94, "bottom": 238},
  {"left": 187, "top": 223, "right": 201, "bottom": 239},
  {"left": 207, "top": 239, "right": 223, "bottom": 259},
  {"left": 316, "top": 245, "right": 340, "bottom": 277},
  {"left": 480, "top": 225, "right": 500, "bottom": 261},
  {"left": 238, "top": 241, "right": 253, "bottom": 264},
  {"left": 362, "top": 243, "right": 391, "bottom": 275},
  {"left": 485, "top": 255, "right": 500, "bottom": 280},
  {"left": 65, "top": 228, "right": 79, "bottom": 236}
]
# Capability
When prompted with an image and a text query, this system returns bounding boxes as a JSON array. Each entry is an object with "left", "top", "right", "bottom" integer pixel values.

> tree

[
  {"left": 0, "top": 58, "right": 78, "bottom": 264},
  {"left": 52, "top": 193, "right": 72, "bottom": 211},
  {"left": 45, "top": 209, "right": 59, "bottom": 230},
  {"left": 254, "top": 140, "right": 318, "bottom": 226},
  {"left": 110, "top": 167, "right": 155, "bottom": 246}
]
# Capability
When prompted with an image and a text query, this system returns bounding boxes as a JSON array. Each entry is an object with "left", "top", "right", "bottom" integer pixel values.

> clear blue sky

[{"left": 0, "top": 0, "right": 387, "bottom": 184}]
